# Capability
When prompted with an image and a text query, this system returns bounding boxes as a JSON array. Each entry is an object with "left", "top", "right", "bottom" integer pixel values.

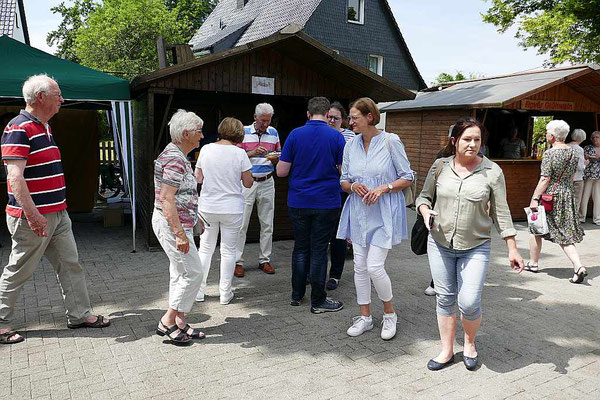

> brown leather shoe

[
  {"left": 259, "top": 262, "right": 275, "bottom": 274},
  {"left": 234, "top": 264, "right": 245, "bottom": 277}
]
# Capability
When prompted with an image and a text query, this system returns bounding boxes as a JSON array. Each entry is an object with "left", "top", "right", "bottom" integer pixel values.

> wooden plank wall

[
  {"left": 504, "top": 83, "right": 600, "bottom": 112},
  {"left": 149, "top": 47, "right": 358, "bottom": 101},
  {"left": 132, "top": 94, "right": 156, "bottom": 248},
  {"left": 385, "top": 109, "right": 470, "bottom": 190},
  {"left": 495, "top": 161, "right": 541, "bottom": 220}
]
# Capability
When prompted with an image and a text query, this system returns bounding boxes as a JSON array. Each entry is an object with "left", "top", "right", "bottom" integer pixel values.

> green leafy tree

[
  {"left": 532, "top": 115, "right": 553, "bottom": 154},
  {"left": 74, "top": 0, "right": 187, "bottom": 79},
  {"left": 431, "top": 71, "right": 482, "bottom": 86},
  {"left": 46, "top": 0, "right": 98, "bottom": 62},
  {"left": 48, "top": 0, "right": 217, "bottom": 78},
  {"left": 165, "top": 0, "right": 217, "bottom": 39},
  {"left": 482, "top": 0, "right": 600, "bottom": 65}
]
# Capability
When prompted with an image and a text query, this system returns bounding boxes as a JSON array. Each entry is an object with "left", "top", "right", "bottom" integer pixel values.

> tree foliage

[
  {"left": 46, "top": 0, "right": 97, "bottom": 62},
  {"left": 482, "top": 0, "right": 600, "bottom": 65},
  {"left": 165, "top": 0, "right": 218, "bottom": 39},
  {"left": 431, "top": 71, "right": 483, "bottom": 86},
  {"left": 47, "top": 0, "right": 217, "bottom": 79}
]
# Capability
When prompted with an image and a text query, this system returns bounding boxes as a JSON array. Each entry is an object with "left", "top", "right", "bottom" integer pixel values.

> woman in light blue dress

[{"left": 337, "top": 97, "right": 413, "bottom": 340}]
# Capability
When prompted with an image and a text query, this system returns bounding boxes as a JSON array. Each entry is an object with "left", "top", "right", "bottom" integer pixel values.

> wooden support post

[
  {"left": 153, "top": 93, "right": 174, "bottom": 155},
  {"left": 157, "top": 36, "right": 167, "bottom": 69}
]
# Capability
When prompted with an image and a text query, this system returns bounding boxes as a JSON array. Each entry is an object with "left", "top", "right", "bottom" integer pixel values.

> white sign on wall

[{"left": 252, "top": 76, "right": 275, "bottom": 95}]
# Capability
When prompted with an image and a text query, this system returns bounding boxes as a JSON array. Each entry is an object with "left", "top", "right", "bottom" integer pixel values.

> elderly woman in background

[
  {"left": 195, "top": 118, "right": 253, "bottom": 305},
  {"left": 417, "top": 118, "right": 523, "bottom": 371},
  {"left": 153, "top": 109, "right": 206, "bottom": 345},
  {"left": 527, "top": 120, "right": 587, "bottom": 284},
  {"left": 337, "top": 97, "right": 413, "bottom": 341},
  {"left": 326, "top": 101, "right": 355, "bottom": 290},
  {"left": 567, "top": 129, "right": 587, "bottom": 217},
  {"left": 580, "top": 130, "right": 600, "bottom": 225}
]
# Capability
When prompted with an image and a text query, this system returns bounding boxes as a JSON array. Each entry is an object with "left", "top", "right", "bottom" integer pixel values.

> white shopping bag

[{"left": 524, "top": 207, "right": 549, "bottom": 236}]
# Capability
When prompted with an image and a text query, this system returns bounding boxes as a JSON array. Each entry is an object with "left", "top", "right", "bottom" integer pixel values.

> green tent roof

[{"left": 0, "top": 35, "right": 130, "bottom": 101}]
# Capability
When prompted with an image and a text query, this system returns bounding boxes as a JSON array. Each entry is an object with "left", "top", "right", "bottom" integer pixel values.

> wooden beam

[{"left": 153, "top": 93, "right": 174, "bottom": 155}]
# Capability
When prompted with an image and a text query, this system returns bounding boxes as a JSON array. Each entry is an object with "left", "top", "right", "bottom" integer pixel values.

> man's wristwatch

[{"left": 387, "top": 183, "right": 393, "bottom": 193}]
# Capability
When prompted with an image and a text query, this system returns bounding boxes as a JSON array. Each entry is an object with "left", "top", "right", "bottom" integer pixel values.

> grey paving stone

[{"left": 0, "top": 215, "right": 598, "bottom": 399}]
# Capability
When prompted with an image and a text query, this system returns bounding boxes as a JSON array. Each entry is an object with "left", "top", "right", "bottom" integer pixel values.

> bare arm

[
  {"left": 529, "top": 176, "right": 551, "bottom": 209},
  {"left": 241, "top": 170, "right": 253, "bottom": 188},
  {"left": 158, "top": 184, "right": 189, "bottom": 253},
  {"left": 195, "top": 168, "right": 204, "bottom": 184},
  {"left": 276, "top": 160, "right": 291, "bottom": 177},
  {"left": 6, "top": 160, "right": 47, "bottom": 237},
  {"left": 504, "top": 236, "right": 524, "bottom": 272}
]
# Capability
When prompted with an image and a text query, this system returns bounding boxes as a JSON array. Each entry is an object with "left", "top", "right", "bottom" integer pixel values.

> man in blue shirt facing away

[{"left": 277, "top": 97, "right": 346, "bottom": 314}]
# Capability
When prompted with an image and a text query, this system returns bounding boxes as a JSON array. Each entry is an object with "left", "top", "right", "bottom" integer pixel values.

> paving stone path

[{"left": 1, "top": 212, "right": 598, "bottom": 399}]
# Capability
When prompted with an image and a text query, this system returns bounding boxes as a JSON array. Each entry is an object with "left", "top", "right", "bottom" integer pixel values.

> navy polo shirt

[{"left": 280, "top": 120, "right": 345, "bottom": 209}]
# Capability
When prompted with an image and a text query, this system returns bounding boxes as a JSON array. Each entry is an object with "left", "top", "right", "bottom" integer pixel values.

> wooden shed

[
  {"left": 382, "top": 65, "right": 600, "bottom": 220},
  {"left": 130, "top": 29, "right": 415, "bottom": 248}
]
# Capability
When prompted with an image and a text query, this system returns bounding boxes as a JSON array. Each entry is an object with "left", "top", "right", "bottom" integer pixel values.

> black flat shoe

[
  {"left": 569, "top": 267, "right": 588, "bottom": 284},
  {"left": 427, "top": 355, "right": 454, "bottom": 371},
  {"left": 463, "top": 354, "right": 478, "bottom": 371}
]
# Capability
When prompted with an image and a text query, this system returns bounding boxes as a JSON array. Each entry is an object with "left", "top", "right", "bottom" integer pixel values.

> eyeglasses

[{"left": 328, "top": 116, "right": 341, "bottom": 122}]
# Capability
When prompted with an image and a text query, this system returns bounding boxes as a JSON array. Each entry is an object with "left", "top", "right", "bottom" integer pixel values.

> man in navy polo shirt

[
  {"left": 277, "top": 97, "right": 345, "bottom": 314},
  {"left": 0, "top": 75, "right": 110, "bottom": 345}
]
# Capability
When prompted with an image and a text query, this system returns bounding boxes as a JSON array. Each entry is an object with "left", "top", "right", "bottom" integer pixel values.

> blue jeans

[
  {"left": 288, "top": 207, "right": 340, "bottom": 307},
  {"left": 427, "top": 235, "right": 490, "bottom": 321}
]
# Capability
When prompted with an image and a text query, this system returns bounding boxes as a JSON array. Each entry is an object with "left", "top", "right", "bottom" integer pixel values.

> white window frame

[
  {"left": 347, "top": 0, "right": 365, "bottom": 25},
  {"left": 369, "top": 55, "right": 383, "bottom": 76}
]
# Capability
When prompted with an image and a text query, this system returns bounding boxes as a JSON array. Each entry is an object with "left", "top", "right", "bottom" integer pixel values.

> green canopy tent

[{"left": 0, "top": 35, "right": 137, "bottom": 251}]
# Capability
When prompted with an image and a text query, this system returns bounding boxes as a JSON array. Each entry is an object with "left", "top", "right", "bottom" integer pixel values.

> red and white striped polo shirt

[{"left": 1, "top": 110, "right": 67, "bottom": 217}]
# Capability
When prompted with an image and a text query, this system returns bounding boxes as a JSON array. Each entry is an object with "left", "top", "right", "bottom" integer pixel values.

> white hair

[
  {"left": 571, "top": 129, "right": 586, "bottom": 142},
  {"left": 22, "top": 74, "right": 56, "bottom": 105},
  {"left": 546, "top": 120, "right": 570, "bottom": 142},
  {"left": 168, "top": 109, "right": 203, "bottom": 144},
  {"left": 255, "top": 103, "right": 274, "bottom": 117},
  {"left": 592, "top": 131, "right": 600, "bottom": 140}
]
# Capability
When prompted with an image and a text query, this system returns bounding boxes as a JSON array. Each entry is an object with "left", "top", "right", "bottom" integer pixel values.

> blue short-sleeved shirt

[{"left": 280, "top": 120, "right": 345, "bottom": 209}]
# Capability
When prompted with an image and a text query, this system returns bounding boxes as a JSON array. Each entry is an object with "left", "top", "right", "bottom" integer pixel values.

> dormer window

[
  {"left": 348, "top": 0, "right": 364, "bottom": 24},
  {"left": 237, "top": 0, "right": 249, "bottom": 9}
]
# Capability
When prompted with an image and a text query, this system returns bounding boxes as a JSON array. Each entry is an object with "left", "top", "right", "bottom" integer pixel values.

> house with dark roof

[
  {"left": 0, "top": 0, "right": 28, "bottom": 45},
  {"left": 189, "top": 0, "right": 425, "bottom": 90}
]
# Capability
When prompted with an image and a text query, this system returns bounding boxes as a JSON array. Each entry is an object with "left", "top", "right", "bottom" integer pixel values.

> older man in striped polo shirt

[
  {"left": 235, "top": 103, "right": 281, "bottom": 277},
  {"left": 0, "top": 75, "right": 110, "bottom": 345}
]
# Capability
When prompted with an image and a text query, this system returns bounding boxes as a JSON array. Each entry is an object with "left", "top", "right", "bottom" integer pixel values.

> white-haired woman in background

[
  {"left": 153, "top": 109, "right": 206, "bottom": 344},
  {"left": 567, "top": 129, "right": 587, "bottom": 215},
  {"left": 580, "top": 130, "right": 600, "bottom": 224},
  {"left": 527, "top": 120, "right": 587, "bottom": 284}
]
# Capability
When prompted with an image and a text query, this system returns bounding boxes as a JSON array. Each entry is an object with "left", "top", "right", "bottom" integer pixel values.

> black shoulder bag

[{"left": 410, "top": 161, "right": 444, "bottom": 255}]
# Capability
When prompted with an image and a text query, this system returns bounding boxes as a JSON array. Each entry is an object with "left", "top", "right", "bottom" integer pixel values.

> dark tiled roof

[
  {"left": 189, "top": 0, "right": 322, "bottom": 51},
  {"left": 0, "top": 0, "right": 17, "bottom": 37}
]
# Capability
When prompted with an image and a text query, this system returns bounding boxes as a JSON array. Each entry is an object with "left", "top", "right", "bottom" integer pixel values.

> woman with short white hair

[
  {"left": 580, "top": 130, "right": 600, "bottom": 224},
  {"left": 527, "top": 120, "right": 587, "bottom": 284},
  {"left": 153, "top": 109, "right": 206, "bottom": 344},
  {"left": 567, "top": 129, "right": 587, "bottom": 215}
]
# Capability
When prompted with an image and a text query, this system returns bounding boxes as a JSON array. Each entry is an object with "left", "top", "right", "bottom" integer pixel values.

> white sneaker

[
  {"left": 424, "top": 285, "right": 436, "bottom": 296},
  {"left": 346, "top": 315, "right": 373, "bottom": 337},
  {"left": 195, "top": 292, "right": 205, "bottom": 302},
  {"left": 381, "top": 313, "right": 397, "bottom": 340},
  {"left": 220, "top": 292, "right": 234, "bottom": 305}
]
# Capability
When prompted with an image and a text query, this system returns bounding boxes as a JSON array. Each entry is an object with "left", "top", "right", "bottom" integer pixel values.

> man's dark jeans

[
  {"left": 288, "top": 207, "right": 340, "bottom": 307},
  {"left": 329, "top": 192, "right": 349, "bottom": 280}
]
